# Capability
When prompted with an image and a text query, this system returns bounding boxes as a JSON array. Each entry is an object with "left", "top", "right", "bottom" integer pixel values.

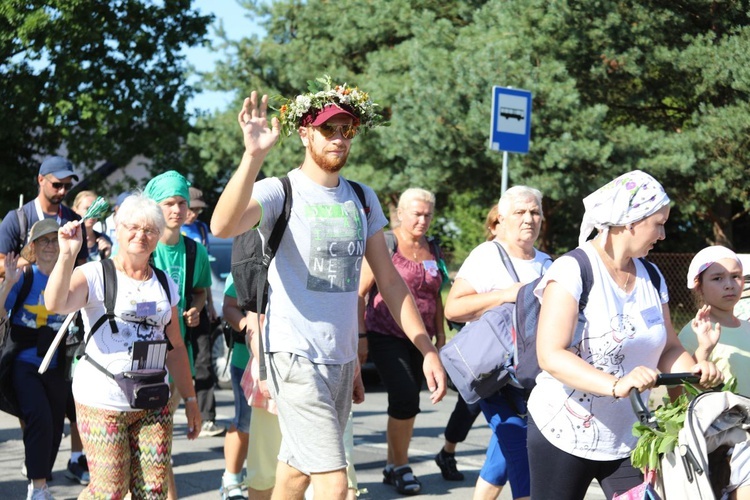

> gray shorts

[{"left": 267, "top": 352, "right": 355, "bottom": 474}]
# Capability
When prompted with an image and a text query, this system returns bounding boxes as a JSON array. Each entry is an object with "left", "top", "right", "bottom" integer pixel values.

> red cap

[{"left": 302, "top": 104, "right": 358, "bottom": 127}]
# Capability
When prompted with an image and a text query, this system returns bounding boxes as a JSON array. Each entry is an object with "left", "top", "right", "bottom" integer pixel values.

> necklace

[
  {"left": 598, "top": 246, "right": 633, "bottom": 291},
  {"left": 398, "top": 227, "right": 422, "bottom": 260},
  {"left": 114, "top": 258, "right": 151, "bottom": 291}
]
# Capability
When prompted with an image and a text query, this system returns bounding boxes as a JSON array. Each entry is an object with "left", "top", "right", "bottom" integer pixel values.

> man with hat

[
  {"left": 0, "top": 156, "right": 88, "bottom": 276},
  {"left": 0, "top": 156, "right": 90, "bottom": 486},
  {"left": 211, "top": 77, "right": 446, "bottom": 500}
]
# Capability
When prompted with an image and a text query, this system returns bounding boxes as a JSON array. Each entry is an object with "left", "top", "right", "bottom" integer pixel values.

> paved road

[{"left": 0, "top": 381, "right": 607, "bottom": 499}]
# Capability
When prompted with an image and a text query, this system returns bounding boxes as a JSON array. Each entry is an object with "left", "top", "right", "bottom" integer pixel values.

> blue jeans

[
  {"left": 478, "top": 386, "right": 530, "bottom": 498},
  {"left": 230, "top": 364, "right": 251, "bottom": 433}
]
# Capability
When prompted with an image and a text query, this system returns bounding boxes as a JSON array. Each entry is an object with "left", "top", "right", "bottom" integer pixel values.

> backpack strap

[
  {"left": 83, "top": 261, "right": 173, "bottom": 370},
  {"left": 183, "top": 236, "right": 197, "bottom": 309},
  {"left": 152, "top": 266, "right": 172, "bottom": 305},
  {"left": 384, "top": 230, "right": 398, "bottom": 256},
  {"left": 493, "top": 241, "right": 520, "bottom": 283},
  {"left": 9, "top": 266, "right": 34, "bottom": 318},
  {"left": 15, "top": 208, "right": 28, "bottom": 253},
  {"left": 566, "top": 248, "right": 595, "bottom": 309},
  {"left": 101, "top": 258, "right": 119, "bottom": 334},
  {"left": 639, "top": 258, "right": 662, "bottom": 294},
  {"left": 346, "top": 180, "right": 369, "bottom": 215},
  {"left": 256, "top": 175, "right": 293, "bottom": 380}
]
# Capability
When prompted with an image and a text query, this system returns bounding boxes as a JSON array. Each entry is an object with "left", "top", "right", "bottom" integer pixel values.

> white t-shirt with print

[
  {"left": 455, "top": 240, "right": 552, "bottom": 294},
  {"left": 528, "top": 243, "right": 669, "bottom": 460},
  {"left": 252, "top": 169, "right": 388, "bottom": 364},
  {"left": 72, "top": 262, "right": 180, "bottom": 412}
]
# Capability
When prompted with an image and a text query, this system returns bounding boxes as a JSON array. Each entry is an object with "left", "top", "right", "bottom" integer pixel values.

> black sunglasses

[
  {"left": 49, "top": 181, "right": 73, "bottom": 190},
  {"left": 314, "top": 123, "right": 359, "bottom": 140}
]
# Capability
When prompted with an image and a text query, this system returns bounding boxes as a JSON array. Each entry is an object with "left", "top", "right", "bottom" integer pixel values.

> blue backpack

[{"left": 439, "top": 245, "right": 662, "bottom": 404}]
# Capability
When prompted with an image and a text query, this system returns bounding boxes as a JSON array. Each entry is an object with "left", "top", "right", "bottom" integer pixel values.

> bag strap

[
  {"left": 384, "top": 230, "right": 397, "bottom": 256},
  {"left": 256, "top": 175, "right": 293, "bottom": 380},
  {"left": 183, "top": 236, "right": 197, "bottom": 309},
  {"left": 83, "top": 260, "right": 172, "bottom": 359},
  {"left": 493, "top": 241, "right": 520, "bottom": 283},
  {"left": 346, "top": 179, "right": 369, "bottom": 214},
  {"left": 566, "top": 248, "right": 595, "bottom": 309},
  {"left": 10, "top": 266, "right": 34, "bottom": 317},
  {"left": 152, "top": 267, "right": 172, "bottom": 305},
  {"left": 639, "top": 258, "right": 662, "bottom": 294},
  {"left": 15, "top": 208, "right": 28, "bottom": 252}
]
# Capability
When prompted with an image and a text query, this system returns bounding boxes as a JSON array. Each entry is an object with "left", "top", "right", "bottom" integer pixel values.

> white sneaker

[
  {"left": 220, "top": 479, "right": 247, "bottom": 500},
  {"left": 199, "top": 420, "right": 226, "bottom": 438},
  {"left": 26, "top": 483, "right": 54, "bottom": 500}
]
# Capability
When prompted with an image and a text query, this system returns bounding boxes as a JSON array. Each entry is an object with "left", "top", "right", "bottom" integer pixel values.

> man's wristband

[
  {"left": 184, "top": 396, "right": 197, "bottom": 403},
  {"left": 358, "top": 333, "right": 367, "bottom": 339}
]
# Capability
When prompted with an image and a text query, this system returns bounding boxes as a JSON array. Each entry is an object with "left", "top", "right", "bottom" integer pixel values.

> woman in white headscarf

[{"left": 527, "top": 170, "right": 723, "bottom": 500}]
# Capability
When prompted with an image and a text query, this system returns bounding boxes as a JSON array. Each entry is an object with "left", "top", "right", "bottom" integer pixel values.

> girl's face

[{"left": 699, "top": 258, "right": 745, "bottom": 312}]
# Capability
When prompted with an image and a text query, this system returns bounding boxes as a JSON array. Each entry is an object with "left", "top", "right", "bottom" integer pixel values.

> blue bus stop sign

[{"left": 489, "top": 86, "right": 532, "bottom": 154}]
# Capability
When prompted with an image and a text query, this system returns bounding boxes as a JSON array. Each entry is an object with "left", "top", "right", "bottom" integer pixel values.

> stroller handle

[{"left": 629, "top": 373, "right": 701, "bottom": 426}]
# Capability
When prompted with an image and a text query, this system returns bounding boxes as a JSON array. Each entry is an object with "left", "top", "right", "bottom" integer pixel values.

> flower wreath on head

[{"left": 275, "top": 75, "right": 386, "bottom": 137}]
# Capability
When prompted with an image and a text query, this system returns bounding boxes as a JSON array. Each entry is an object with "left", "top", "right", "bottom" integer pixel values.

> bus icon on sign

[{"left": 500, "top": 107, "right": 524, "bottom": 121}]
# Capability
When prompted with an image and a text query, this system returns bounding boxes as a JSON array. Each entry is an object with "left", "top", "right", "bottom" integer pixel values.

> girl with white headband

[
  {"left": 526, "top": 170, "right": 723, "bottom": 499},
  {"left": 677, "top": 246, "right": 750, "bottom": 499}
]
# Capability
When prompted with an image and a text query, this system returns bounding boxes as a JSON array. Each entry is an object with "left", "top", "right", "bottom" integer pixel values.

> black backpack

[
  {"left": 230, "top": 175, "right": 368, "bottom": 379},
  {"left": 0, "top": 266, "right": 39, "bottom": 416}
]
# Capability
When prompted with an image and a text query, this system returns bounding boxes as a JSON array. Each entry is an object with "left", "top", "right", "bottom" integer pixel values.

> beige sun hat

[{"left": 20, "top": 218, "right": 60, "bottom": 262}]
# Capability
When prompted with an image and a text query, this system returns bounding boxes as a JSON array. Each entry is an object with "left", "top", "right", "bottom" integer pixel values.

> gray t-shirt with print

[{"left": 253, "top": 168, "right": 387, "bottom": 364}]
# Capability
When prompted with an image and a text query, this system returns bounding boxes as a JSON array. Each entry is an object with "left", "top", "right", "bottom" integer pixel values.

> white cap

[{"left": 686, "top": 245, "right": 743, "bottom": 289}]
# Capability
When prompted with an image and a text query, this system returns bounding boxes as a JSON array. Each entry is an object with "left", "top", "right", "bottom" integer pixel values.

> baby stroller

[{"left": 630, "top": 373, "right": 750, "bottom": 499}]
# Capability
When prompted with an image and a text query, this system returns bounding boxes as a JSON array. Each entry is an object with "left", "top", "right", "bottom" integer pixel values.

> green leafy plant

[{"left": 631, "top": 377, "right": 737, "bottom": 472}]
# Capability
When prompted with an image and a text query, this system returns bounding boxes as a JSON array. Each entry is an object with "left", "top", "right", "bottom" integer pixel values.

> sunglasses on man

[
  {"left": 46, "top": 178, "right": 73, "bottom": 190},
  {"left": 314, "top": 123, "right": 359, "bottom": 140}
]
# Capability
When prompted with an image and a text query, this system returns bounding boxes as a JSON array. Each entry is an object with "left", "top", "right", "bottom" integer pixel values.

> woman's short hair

[
  {"left": 484, "top": 204, "right": 500, "bottom": 241},
  {"left": 398, "top": 188, "right": 436, "bottom": 210},
  {"left": 497, "top": 185, "right": 543, "bottom": 219},
  {"left": 72, "top": 190, "right": 97, "bottom": 213},
  {"left": 115, "top": 192, "right": 166, "bottom": 236}
]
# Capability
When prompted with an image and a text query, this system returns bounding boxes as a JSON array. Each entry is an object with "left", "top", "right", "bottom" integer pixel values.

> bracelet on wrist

[
  {"left": 611, "top": 378, "right": 620, "bottom": 400},
  {"left": 358, "top": 333, "right": 367, "bottom": 339},
  {"left": 184, "top": 396, "right": 197, "bottom": 403}
]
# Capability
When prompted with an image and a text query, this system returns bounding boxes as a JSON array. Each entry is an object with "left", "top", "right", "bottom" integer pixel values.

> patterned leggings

[{"left": 75, "top": 402, "right": 173, "bottom": 500}]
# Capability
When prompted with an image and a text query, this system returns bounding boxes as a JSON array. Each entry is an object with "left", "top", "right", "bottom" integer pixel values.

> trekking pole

[{"left": 38, "top": 311, "right": 77, "bottom": 374}]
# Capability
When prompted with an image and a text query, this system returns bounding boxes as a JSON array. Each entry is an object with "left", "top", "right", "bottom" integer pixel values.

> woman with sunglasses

[
  {"left": 0, "top": 219, "right": 68, "bottom": 500},
  {"left": 46, "top": 193, "right": 200, "bottom": 499}
]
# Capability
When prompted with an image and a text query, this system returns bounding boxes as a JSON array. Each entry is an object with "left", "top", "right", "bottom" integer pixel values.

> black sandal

[{"left": 391, "top": 466, "right": 422, "bottom": 495}]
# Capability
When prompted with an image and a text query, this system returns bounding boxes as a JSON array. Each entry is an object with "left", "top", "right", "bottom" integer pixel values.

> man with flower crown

[{"left": 211, "top": 76, "right": 447, "bottom": 500}]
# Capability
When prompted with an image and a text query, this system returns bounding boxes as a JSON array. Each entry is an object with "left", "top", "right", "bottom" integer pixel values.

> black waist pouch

[{"left": 114, "top": 369, "right": 169, "bottom": 410}]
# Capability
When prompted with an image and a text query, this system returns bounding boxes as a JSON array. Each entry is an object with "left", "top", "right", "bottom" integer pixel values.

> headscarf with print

[{"left": 578, "top": 170, "right": 670, "bottom": 247}]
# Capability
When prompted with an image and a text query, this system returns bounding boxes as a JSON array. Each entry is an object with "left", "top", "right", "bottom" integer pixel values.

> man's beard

[
  {"left": 45, "top": 192, "right": 63, "bottom": 205},
  {"left": 309, "top": 143, "right": 349, "bottom": 173}
]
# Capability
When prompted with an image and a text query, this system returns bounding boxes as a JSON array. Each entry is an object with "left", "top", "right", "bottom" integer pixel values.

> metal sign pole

[{"left": 501, "top": 151, "right": 509, "bottom": 195}]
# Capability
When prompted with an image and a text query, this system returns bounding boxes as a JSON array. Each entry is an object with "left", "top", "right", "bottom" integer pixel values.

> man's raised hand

[{"left": 238, "top": 91, "right": 280, "bottom": 157}]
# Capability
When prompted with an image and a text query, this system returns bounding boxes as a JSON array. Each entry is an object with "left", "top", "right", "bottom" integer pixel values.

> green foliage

[
  {"left": 193, "top": 0, "right": 750, "bottom": 266},
  {"left": 631, "top": 377, "right": 738, "bottom": 472},
  {"left": 0, "top": 0, "right": 212, "bottom": 214}
]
